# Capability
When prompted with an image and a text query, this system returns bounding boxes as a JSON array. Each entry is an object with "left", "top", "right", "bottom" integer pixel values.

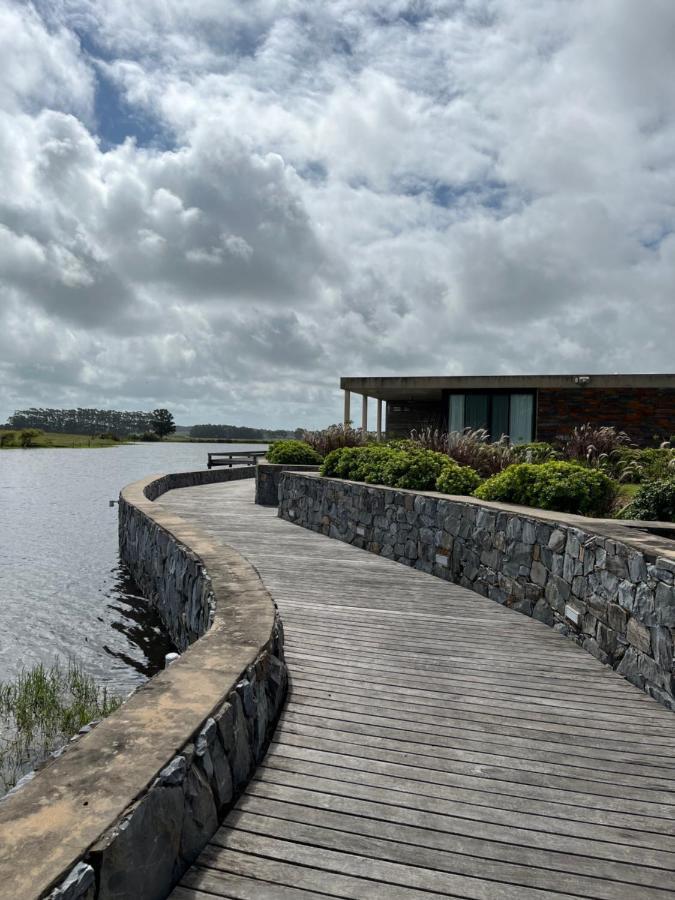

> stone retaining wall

[
  {"left": 255, "top": 459, "right": 321, "bottom": 506},
  {"left": 0, "top": 466, "right": 287, "bottom": 900},
  {"left": 279, "top": 472, "right": 675, "bottom": 711}
]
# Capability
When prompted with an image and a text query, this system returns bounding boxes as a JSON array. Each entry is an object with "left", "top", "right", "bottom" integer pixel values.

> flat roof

[{"left": 340, "top": 374, "right": 675, "bottom": 401}]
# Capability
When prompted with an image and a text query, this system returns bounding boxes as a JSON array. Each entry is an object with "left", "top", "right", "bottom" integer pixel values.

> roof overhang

[{"left": 340, "top": 374, "right": 675, "bottom": 402}]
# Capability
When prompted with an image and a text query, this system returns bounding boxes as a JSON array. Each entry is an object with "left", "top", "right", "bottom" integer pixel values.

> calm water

[{"left": 0, "top": 443, "right": 263, "bottom": 691}]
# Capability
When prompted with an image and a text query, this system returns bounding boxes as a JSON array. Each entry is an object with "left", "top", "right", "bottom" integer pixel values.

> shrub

[
  {"left": 19, "top": 428, "right": 42, "bottom": 448},
  {"left": 320, "top": 445, "right": 480, "bottom": 493},
  {"left": 321, "top": 445, "right": 400, "bottom": 482},
  {"left": 302, "top": 423, "right": 369, "bottom": 456},
  {"left": 98, "top": 432, "right": 120, "bottom": 442},
  {"left": 140, "top": 431, "right": 161, "bottom": 442},
  {"left": 435, "top": 461, "right": 482, "bottom": 496},
  {"left": 561, "top": 424, "right": 632, "bottom": 466},
  {"left": 622, "top": 478, "right": 675, "bottom": 522},
  {"left": 475, "top": 461, "right": 616, "bottom": 517},
  {"left": 379, "top": 448, "right": 449, "bottom": 490},
  {"left": 267, "top": 439, "right": 322, "bottom": 465},
  {"left": 0, "top": 431, "right": 16, "bottom": 447}
]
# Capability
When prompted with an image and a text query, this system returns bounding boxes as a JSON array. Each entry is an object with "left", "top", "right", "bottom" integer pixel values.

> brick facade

[
  {"left": 536, "top": 388, "right": 675, "bottom": 446},
  {"left": 385, "top": 388, "right": 675, "bottom": 445}
]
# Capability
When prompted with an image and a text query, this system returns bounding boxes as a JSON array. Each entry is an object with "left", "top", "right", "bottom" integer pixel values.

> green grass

[
  {"left": 0, "top": 430, "right": 131, "bottom": 449},
  {"left": 0, "top": 661, "right": 123, "bottom": 792}
]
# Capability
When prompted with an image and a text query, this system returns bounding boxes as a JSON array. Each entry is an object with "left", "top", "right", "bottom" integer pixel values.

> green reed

[{"left": 0, "top": 660, "right": 122, "bottom": 792}]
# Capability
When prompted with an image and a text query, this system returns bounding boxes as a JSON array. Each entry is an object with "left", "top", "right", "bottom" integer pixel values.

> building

[{"left": 340, "top": 374, "right": 675, "bottom": 446}]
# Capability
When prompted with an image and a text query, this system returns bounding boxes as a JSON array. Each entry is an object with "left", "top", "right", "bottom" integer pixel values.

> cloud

[{"left": 1, "top": 0, "right": 675, "bottom": 426}]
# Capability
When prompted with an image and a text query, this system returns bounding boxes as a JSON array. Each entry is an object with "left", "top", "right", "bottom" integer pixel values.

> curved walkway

[{"left": 160, "top": 479, "right": 675, "bottom": 900}]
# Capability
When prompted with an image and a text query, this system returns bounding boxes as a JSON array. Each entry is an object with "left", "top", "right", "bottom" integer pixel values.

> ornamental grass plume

[
  {"left": 411, "top": 427, "right": 515, "bottom": 477},
  {"left": 302, "top": 423, "right": 369, "bottom": 457}
]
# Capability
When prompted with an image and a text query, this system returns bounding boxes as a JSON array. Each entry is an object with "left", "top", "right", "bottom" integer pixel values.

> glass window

[
  {"left": 449, "top": 394, "right": 464, "bottom": 432},
  {"left": 491, "top": 395, "right": 509, "bottom": 442},
  {"left": 465, "top": 394, "right": 489, "bottom": 431},
  {"left": 509, "top": 394, "right": 534, "bottom": 444}
]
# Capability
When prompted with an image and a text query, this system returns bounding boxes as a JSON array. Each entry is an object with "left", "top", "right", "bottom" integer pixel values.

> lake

[{"left": 0, "top": 442, "right": 264, "bottom": 691}]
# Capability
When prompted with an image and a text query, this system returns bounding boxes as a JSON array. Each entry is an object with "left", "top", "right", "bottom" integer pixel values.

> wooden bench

[{"left": 207, "top": 450, "right": 266, "bottom": 469}]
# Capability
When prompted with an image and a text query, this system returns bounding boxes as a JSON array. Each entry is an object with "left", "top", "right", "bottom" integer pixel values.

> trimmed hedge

[
  {"left": 321, "top": 445, "right": 480, "bottom": 494},
  {"left": 475, "top": 461, "right": 616, "bottom": 517},
  {"left": 622, "top": 478, "right": 675, "bottom": 522},
  {"left": 267, "top": 440, "right": 322, "bottom": 465},
  {"left": 435, "top": 462, "right": 482, "bottom": 496}
]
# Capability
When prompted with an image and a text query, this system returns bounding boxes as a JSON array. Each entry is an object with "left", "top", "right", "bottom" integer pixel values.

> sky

[{"left": 1, "top": 0, "right": 674, "bottom": 428}]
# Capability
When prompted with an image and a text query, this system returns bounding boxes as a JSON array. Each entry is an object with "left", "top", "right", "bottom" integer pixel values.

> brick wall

[{"left": 537, "top": 388, "right": 675, "bottom": 446}]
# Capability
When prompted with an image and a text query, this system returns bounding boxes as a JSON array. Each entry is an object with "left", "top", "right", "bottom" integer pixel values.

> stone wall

[
  {"left": 255, "top": 460, "right": 321, "bottom": 506},
  {"left": 0, "top": 466, "right": 287, "bottom": 900},
  {"left": 279, "top": 472, "right": 675, "bottom": 711}
]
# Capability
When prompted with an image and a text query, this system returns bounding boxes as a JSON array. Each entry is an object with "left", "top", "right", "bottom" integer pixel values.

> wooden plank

[
  {"left": 213, "top": 815, "right": 673, "bottom": 900},
  {"left": 161, "top": 479, "right": 675, "bottom": 900},
  {"left": 193, "top": 847, "right": 459, "bottom": 900},
  {"left": 181, "top": 865, "right": 331, "bottom": 899},
  {"left": 208, "top": 829, "right": 585, "bottom": 900},
  {"left": 243, "top": 779, "right": 675, "bottom": 870},
  {"left": 254, "top": 764, "right": 675, "bottom": 852},
  {"left": 259, "top": 755, "right": 675, "bottom": 839},
  {"left": 232, "top": 792, "right": 672, "bottom": 888}
]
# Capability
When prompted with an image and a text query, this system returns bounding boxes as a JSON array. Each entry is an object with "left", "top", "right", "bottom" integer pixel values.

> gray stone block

[
  {"left": 94, "top": 785, "right": 184, "bottom": 900},
  {"left": 180, "top": 764, "right": 218, "bottom": 867},
  {"left": 548, "top": 529, "right": 566, "bottom": 553},
  {"left": 532, "top": 599, "right": 554, "bottom": 625},
  {"left": 531, "top": 561, "right": 548, "bottom": 587},
  {"left": 47, "top": 863, "right": 95, "bottom": 900},
  {"left": 627, "top": 618, "right": 651, "bottom": 655},
  {"left": 651, "top": 627, "right": 673, "bottom": 671}
]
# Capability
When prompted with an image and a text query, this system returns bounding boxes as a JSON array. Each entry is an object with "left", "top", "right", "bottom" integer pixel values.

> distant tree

[
  {"left": 7, "top": 407, "right": 155, "bottom": 435},
  {"left": 151, "top": 408, "right": 176, "bottom": 438}
]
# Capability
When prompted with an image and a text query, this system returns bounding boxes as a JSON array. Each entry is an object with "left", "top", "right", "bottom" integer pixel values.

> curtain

[{"left": 509, "top": 394, "right": 534, "bottom": 444}]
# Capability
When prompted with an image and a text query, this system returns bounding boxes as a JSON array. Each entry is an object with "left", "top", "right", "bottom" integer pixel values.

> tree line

[
  {"left": 6, "top": 408, "right": 162, "bottom": 436},
  {"left": 189, "top": 424, "right": 302, "bottom": 440}
]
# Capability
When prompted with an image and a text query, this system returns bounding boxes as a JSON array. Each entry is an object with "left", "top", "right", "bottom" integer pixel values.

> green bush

[
  {"left": 435, "top": 461, "right": 482, "bottom": 495},
  {"left": 320, "top": 445, "right": 480, "bottom": 493},
  {"left": 19, "top": 428, "right": 42, "bottom": 448},
  {"left": 475, "top": 461, "right": 616, "bottom": 516},
  {"left": 621, "top": 478, "right": 675, "bottom": 522},
  {"left": 140, "top": 431, "right": 161, "bottom": 442},
  {"left": 379, "top": 448, "right": 449, "bottom": 490},
  {"left": 267, "top": 439, "right": 322, "bottom": 465},
  {"left": 0, "top": 431, "right": 16, "bottom": 447}
]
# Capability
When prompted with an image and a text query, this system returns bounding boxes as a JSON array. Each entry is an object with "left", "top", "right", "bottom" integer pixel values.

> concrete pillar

[
  {"left": 376, "top": 399, "right": 383, "bottom": 441},
  {"left": 361, "top": 394, "right": 368, "bottom": 433},
  {"left": 343, "top": 390, "right": 351, "bottom": 426}
]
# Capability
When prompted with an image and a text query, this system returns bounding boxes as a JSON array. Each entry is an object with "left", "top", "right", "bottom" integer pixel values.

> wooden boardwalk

[{"left": 160, "top": 479, "right": 675, "bottom": 900}]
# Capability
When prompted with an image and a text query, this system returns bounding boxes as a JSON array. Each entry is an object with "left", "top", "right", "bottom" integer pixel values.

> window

[
  {"left": 447, "top": 392, "right": 534, "bottom": 444},
  {"left": 509, "top": 394, "right": 534, "bottom": 444},
  {"left": 449, "top": 394, "right": 464, "bottom": 432}
]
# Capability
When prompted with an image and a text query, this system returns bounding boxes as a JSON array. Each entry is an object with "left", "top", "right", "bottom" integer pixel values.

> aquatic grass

[{"left": 0, "top": 660, "right": 123, "bottom": 793}]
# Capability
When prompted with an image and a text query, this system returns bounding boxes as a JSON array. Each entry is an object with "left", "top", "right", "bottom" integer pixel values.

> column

[
  {"left": 376, "top": 399, "right": 383, "bottom": 441},
  {"left": 343, "top": 390, "right": 351, "bottom": 426},
  {"left": 361, "top": 394, "right": 368, "bottom": 432}
]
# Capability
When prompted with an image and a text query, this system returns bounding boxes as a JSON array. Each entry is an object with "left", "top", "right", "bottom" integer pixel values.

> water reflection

[
  {"left": 0, "top": 441, "right": 263, "bottom": 690},
  {"left": 103, "top": 561, "right": 175, "bottom": 679}
]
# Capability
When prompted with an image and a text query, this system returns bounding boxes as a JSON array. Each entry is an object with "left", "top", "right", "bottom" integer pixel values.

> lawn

[{"left": 0, "top": 430, "right": 130, "bottom": 449}]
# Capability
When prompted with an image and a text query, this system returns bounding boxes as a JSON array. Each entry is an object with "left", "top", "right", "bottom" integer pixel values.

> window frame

[{"left": 444, "top": 389, "right": 537, "bottom": 444}]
